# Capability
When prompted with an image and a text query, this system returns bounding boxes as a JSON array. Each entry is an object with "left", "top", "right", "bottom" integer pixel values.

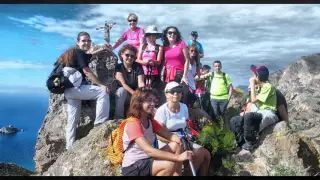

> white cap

[{"left": 164, "top": 81, "right": 183, "bottom": 92}]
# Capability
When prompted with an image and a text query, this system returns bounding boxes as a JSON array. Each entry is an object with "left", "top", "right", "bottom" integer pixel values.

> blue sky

[{"left": 1, "top": 4, "right": 320, "bottom": 93}]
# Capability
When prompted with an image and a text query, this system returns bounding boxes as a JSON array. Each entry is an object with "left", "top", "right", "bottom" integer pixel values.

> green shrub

[{"left": 196, "top": 116, "right": 236, "bottom": 156}]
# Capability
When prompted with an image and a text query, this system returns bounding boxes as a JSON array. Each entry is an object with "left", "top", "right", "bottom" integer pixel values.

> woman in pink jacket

[{"left": 112, "top": 13, "right": 145, "bottom": 53}]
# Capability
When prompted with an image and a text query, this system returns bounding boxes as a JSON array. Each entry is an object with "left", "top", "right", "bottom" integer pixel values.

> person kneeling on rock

[
  {"left": 122, "top": 88, "right": 194, "bottom": 176},
  {"left": 59, "top": 32, "right": 111, "bottom": 150},
  {"left": 231, "top": 65, "right": 280, "bottom": 151}
]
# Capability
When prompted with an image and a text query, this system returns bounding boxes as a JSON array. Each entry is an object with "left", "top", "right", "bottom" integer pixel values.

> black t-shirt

[
  {"left": 71, "top": 48, "right": 93, "bottom": 81},
  {"left": 115, "top": 62, "right": 144, "bottom": 90},
  {"left": 275, "top": 89, "right": 288, "bottom": 119}
]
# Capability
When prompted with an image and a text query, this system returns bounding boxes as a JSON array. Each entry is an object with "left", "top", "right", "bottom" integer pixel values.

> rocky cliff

[
  {"left": 34, "top": 53, "right": 320, "bottom": 176},
  {"left": 0, "top": 163, "right": 35, "bottom": 176}
]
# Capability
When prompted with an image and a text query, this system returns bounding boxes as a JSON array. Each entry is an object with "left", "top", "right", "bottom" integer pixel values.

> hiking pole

[
  {"left": 196, "top": 93, "right": 203, "bottom": 109},
  {"left": 180, "top": 130, "right": 197, "bottom": 176}
]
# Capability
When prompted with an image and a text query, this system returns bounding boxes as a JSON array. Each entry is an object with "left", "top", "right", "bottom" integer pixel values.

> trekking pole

[
  {"left": 179, "top": 129, "right": 197, "bottom": 176},
  {"left": 146, "top": 65, "right": 152, "bottom": 88},
  {"left": 197, "top": 93, "right": 203, "bottom": 109}
]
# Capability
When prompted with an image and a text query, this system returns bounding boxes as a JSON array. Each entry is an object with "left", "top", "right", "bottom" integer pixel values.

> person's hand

[
  {"left": 181, "top": 76, "right": 189, "bottom": 85},
  {"left": 100, "top": 85, "right": 110, "bottom": 94},
  {"left": 142, "top": 59, "right": 149, "bottom": 65},
  {"left": 102, "top": 44, "right": 112, "bottom": 52},
  {"left": 170, "top": 134, "right": 181, "bottom": 145},
  {"left": 249, "top": 77, "right": 256, "bottom": 85},
  {"left": 148, "top": 60, "right": 155, "bottom": 66},
  {"left": 178, "top": 150, "right": 194, "bottom": 162},
  {"left": 108, "top": 23, "right": 114, "bottom": 30}
]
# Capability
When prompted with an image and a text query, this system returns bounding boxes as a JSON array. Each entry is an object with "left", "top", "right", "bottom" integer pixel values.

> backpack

[
  {"left": 208, "top": 72, "right": 229, "bottom": 93},
  {"left": 212, "top": 72, "right": 228, "bottom": 87},
  {"left": 106, "top": 117, "right": 139, "bottom": 165},
  {"left": 46, "top": 62, "right": 74, "bottom": 94}
]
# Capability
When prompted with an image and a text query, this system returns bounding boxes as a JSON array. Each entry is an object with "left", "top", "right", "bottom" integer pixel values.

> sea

[{"left": 0, "top": 91, "right": 49, "bottom": 171}]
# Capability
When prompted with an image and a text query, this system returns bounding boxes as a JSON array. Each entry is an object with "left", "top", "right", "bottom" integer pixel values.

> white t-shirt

[
  {"left": 154, "top": 102, "right": 189, "bottom": 131},
  {"left": 188, "top": 62, "right": 197, "bottom": 90}
]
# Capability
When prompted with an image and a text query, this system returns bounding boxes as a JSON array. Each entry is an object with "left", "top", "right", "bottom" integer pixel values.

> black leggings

[
  {"left": 180, "top": 82, "right": 197, "bottom": 108},
  {"left": 230, "top": 112, "right": 262, "bottom": 143}
]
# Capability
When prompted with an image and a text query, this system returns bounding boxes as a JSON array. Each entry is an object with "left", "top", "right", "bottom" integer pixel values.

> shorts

[{"left": 122, "top": 158, "right": 154, "bottom": 176}]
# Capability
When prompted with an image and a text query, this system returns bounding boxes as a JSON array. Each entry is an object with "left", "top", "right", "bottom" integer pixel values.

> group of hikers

[{"left": 51, "top": 13, "right": 289, "bottom": 176}]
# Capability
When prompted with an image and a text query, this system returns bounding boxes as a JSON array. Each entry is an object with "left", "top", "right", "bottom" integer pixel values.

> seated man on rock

[{"left": 230, "top": 65, "right": 288, "bottom": 150}]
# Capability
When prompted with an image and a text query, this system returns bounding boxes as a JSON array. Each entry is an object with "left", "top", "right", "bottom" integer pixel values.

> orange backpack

[{"left": 107, "top": 117, "right": 139, "bottom": 165}]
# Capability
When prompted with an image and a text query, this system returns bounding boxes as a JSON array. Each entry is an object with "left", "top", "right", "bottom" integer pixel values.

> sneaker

[{"left": 242, "top": 141, "right": 257, "bottom": 151}]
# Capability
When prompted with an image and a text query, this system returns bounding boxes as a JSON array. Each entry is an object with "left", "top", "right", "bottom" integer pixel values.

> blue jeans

[{"left": 210, "top": 98, "right": 229, "bottom": 123}]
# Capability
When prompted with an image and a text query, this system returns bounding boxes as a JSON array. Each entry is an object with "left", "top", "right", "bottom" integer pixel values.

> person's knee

[
  {"left": 197, "top": 147, "right": 211, "bottom": 161},
  {"left": 244, "top": 113, "right": 255, "bottom": 125},
  {"left": 163, "top": 161, "right": 177, "bottom": 175},
  {"left": 115, "top": 87, "right": 127, "bottom": 97},
  {"left": 169, "top": 141, "right": 182, "bottom": 154}
]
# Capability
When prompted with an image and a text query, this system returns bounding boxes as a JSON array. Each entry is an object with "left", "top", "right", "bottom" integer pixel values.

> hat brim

[
  {"left": 166, "top": 85, "right": 183, "bottom": 93},
  {"left": 250, "top": 65, "right": 257, "bottom": 73},
  {"left": 145, "top": 33, "right": 162, "bottom": 39}
]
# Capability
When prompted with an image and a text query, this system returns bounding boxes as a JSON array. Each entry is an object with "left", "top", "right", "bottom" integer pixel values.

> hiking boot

[{"left": 242, "top": 140, "right": 257, "bottom": 151}]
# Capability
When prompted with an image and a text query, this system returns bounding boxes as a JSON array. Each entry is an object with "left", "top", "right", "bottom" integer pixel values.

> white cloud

[
  {"left": 7, "top": 4, "right": 320, "bottom": 87},
  {"left": 0, "top": 60, "right": 51, "bottom": 69}
]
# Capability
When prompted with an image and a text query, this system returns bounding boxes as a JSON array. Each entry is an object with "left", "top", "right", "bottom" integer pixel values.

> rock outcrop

[
  {"left": 43, "top": 120, "right": 121, "bottom": 176},
  {"left": 269, "top": 54, "right": 320, "bottom": 156},
  {"left": 0, "top": 125, "right": 23, "bottom": 134},
  {"left": 233, "top": 121, "right": 320, "bottom": 176},
  {"left": 0, "top": 163, "right": 35, "bottom": 176}
]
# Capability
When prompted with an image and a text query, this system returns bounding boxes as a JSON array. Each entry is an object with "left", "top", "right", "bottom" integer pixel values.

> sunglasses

[
  {"left": 166, "top": 89, "right": 182, "bottom": 94},
  {"left": 128, "top": 19, "right": 137, "bottom": 23},
  {"left": 167, "top": 31, "right": 177, "bottom": 35},
  {"left": 191, "top": 50, "right": 198, "bottom": 53},
  {"left": 125, "top": 54, "right": 136, "bottom": 59}
]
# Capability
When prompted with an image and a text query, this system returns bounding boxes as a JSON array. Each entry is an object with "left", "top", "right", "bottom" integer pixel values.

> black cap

[
  {"left": 191, "top": 31, "right": 198, "bottom": 37},
  {"left": 250, "top": 65, "right": 269, "bottom": 81}
]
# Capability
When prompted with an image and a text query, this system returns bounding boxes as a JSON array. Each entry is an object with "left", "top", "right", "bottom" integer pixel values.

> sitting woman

[
  {"left": 154, "top": 81, "right": 211, "bottom": 176},
  {"left": 122, "top": 88, "right": 194, "bottom": 176},
  {"left": 115, "top": 44, "right": 145, "bottom": 119},
  {"left": 112, "top": 13, "right": 145, "bottom": 53}
]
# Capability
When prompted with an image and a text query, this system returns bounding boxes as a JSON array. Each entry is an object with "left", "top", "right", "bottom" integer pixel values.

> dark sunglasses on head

[
  {"left": 167, "top": 31, "right": 177, "bottom": 35},
  {"left": 125, "top": 54, "right": 136, "bottom": 59},
  {"left": 128, "top": 19, "right": 137, "bottom": 23}
]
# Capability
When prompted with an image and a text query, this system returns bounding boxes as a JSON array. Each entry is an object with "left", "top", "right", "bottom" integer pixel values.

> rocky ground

[
  {"left": 0, "top": 163, "right": 35, "bottom": 176},
  {"left": 3, "top": 50, "right": 320, "bottom": 176}
]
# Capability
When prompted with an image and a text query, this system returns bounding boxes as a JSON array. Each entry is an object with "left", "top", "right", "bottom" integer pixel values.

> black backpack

[
  {"left": 46, "top": 62, "right": 74, "bottom": 94},
  {"left": 211, "top": 72, "right": 228, "bottom": 87}
]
